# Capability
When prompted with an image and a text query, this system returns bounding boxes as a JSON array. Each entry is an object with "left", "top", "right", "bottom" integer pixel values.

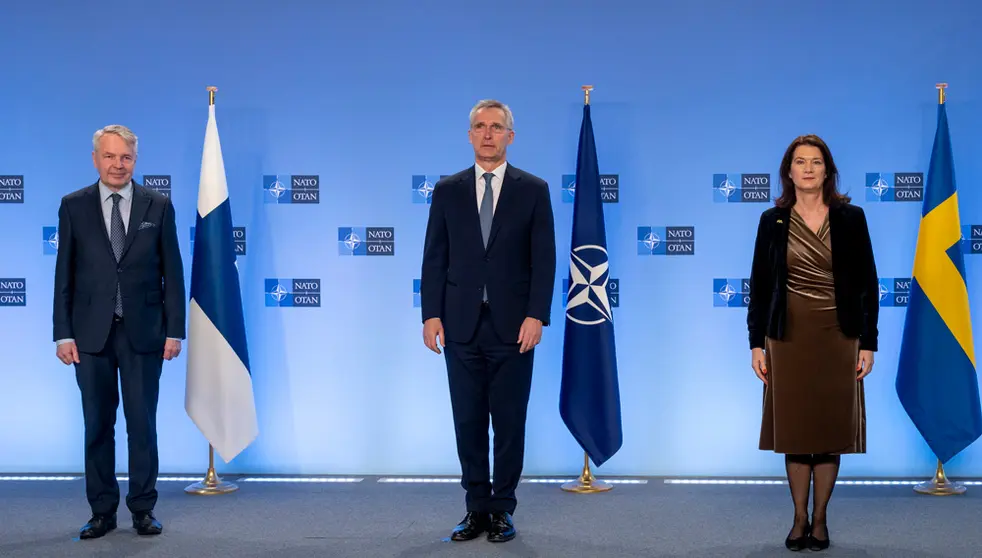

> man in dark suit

[
  {"left": 53, "top": 125, "right": 185, "bottom": 539},
  {"left": 420, "top": 100, "right": 557, "bottom": 543}
]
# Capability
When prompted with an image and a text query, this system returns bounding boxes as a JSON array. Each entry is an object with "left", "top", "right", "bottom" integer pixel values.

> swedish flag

[{"left": 896, "top": 100, "right": 982, "bottom": 464}]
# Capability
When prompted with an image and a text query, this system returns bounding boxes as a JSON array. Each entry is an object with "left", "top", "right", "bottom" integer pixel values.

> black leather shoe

[
  {"left": 784, "top": 519, "right": 810, "bottom": 551},
  {"left": 808, "top": 523, "right": 830, "bottom": 551},
  {"left": 450, "top": 512, "right": 489, "bottom": 541},
  {"left": 132, "top": 511, "right": 163, "bottom": 536},
  {"left": 79, "top": 513, "right": 117, "bottom": 539},
  {"left": 487, "top": 511, "right": 516, "bottom": 543}
]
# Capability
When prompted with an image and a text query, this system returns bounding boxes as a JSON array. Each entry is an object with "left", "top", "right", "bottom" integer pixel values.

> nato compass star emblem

[{"left": 566, "top": 244, "right": 613, "bottom": 326}]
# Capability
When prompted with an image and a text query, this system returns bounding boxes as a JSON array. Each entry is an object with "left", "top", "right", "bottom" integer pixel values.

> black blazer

[
  {"left": 420, "top": 164, "right": 557, "bottom": 343},
  {"left": 53, "top": 181, "right": 186, "bottom": 354},
  {"left": 747, "top": 203, "right": 879, "bottom": 352}
]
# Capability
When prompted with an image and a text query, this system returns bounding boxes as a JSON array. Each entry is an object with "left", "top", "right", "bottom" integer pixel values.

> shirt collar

[
  {"left": 475, "top": 161, "right": 507, "bottom": 185},
  {"left": 99, "top": 180, "right": 134, "bottom": 202}
]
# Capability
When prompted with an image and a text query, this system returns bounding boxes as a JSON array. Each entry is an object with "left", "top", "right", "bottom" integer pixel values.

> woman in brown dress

[{"left": 747, "top": 135, "right": 879, "bottom": 552}]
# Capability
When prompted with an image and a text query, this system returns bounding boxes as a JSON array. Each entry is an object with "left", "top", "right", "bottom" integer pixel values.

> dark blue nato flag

[{"left": 559, "top": 103, "right": 623, "bottom": 467}]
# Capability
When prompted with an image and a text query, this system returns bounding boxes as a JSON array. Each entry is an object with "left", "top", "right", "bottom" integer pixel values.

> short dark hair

[{"left": 775, "top": 134, "right": 850, "bottom": 208}]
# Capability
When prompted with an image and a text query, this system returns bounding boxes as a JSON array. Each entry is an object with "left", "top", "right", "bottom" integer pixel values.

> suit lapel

[
  {"left": 88, "top": 183, "right": 116, "bottom": 259},
  {"left": 774, "top": 206, "right": 791, "bottom": 266},
  {"left": 120, "top": 184, "right": 150, "bottom": 261},
  {"left": 486, "top": 165, "right": 520, "bottom": 252},
  {"left": 460, "top": 169, "right": 485, "bottom": 248}
]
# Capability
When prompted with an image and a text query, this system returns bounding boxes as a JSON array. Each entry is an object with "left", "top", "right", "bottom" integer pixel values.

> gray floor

[{"left": 0, "top": 476, "right": 977, "bottom": 557}]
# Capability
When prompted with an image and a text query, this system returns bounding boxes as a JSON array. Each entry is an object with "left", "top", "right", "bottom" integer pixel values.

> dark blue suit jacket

[
  {"left": 53, "top": 182, "right": 186, "bottom": 354},
  {"left": 421, "top": 164, "right": 557, "bottom": 343}
]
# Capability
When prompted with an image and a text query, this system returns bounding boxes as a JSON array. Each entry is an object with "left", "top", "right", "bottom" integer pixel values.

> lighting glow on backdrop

[{"left": 2, "top": 0, "right": 982, "bottom": 477}]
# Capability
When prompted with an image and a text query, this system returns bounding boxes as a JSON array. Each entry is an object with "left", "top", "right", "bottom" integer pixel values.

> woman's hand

[
  {"left": 857, "top": 350, "right": 874, "bottom": 380},
  {"left": 751, "top": 347, "right": 767, "bottom": 385}
]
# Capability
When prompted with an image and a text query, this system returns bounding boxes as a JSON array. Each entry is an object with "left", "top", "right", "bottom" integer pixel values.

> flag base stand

[
  {"left": 913, "top": 460, "right": 966, "bottom": 496},
  {"left": 561, "top": 452, "right": 613, "bottom": 493},
  {"left": 185, "top": 445, "right": 239, "bottom": 495}
]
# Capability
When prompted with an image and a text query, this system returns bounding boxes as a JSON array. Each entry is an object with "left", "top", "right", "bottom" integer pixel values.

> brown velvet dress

[{"left": 759, "top": 209, "right": 866, "bottom": 455}]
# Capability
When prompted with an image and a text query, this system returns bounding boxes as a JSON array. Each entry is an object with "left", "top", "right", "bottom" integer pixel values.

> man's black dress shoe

[
  {"left": 450, "top": 511, "right": 489, "bottom": 541},
  {"left": 132, "top": 511, "right": 163, "bottom": 536},
  {"left": 79, "top": 513, "right": 117, "bottom": 539},
  {"left": 487, "top": 511, "right": 516, "bottom": 543}
]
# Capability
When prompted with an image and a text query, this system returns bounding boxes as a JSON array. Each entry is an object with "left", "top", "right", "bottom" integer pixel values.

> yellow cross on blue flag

[{"left": 896, "top": 98, "right": 982, "bottom": 464}]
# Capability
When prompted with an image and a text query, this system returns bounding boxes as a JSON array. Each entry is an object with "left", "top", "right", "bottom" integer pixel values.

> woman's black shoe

[
  {"left": 808, "top": 523, "right": 830, "bottom": 551},
  {"left": 784, "top": 520, "right": 810, "bottom": 551}
]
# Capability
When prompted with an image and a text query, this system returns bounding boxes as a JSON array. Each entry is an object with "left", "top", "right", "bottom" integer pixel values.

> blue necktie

[
  {"left": 110, "top": 193, "right": 125, "bottom": 317},
  {"left": 480, "top": 173, "right": 494, "bottom": 301}
]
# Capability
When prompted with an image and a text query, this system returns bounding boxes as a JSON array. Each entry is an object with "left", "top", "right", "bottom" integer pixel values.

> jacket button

[{"left": 117, "top": 268, "right": 122, "bottom": 273}]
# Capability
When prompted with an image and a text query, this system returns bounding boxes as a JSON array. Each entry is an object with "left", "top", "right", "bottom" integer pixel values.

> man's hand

[
  {"left": 423, "top": 318, "right": 445, "bottom": 354},
  {"left": 56, "top": 341, "right": 80, "bottom": 365},
  {"left": 163, "top": 339, "right": 182, "bottom": 360},
  {"left": 517, "top": 318, "right": 543, "bottom": 354}
]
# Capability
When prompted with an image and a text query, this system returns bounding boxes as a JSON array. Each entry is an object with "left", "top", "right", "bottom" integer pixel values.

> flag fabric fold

[
  {"left": 559, "top": 104, "right": 623, "bottom": 467},
  {"left": 896, "top": 102, "right": 982, "bottom": 464},
  {"left": 185, "top": 104, "right": 259, "bottom": 463}
]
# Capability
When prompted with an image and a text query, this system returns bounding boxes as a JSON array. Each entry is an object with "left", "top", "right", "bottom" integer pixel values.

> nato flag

[{"left": 559, "top": 104, "right": 623, "bottom": 467}]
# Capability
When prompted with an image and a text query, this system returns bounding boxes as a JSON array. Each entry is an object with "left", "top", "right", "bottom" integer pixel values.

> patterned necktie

[
  {"left": 110, "top": 193, "right": 125, "bottom": 317},
  {"left": 479, "top": 173, "right": 494, "bottom": 302}
]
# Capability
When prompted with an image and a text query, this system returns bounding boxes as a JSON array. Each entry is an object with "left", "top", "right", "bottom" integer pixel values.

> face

[
  {"left": 92, "top": 133, "right": 136, "bottom": 189},
  {"left": 789, "top": 144, "right": 826, "bottom": 193},
  {"left": 468, "top": 107, "right": 514, "bottom": 164}
]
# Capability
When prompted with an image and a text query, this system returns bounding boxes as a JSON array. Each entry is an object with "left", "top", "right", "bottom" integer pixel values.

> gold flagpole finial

[
  {"left": 207, "top": 86, "right": 218, "bottom": 106},
  {"left": 582, "top": 85, "right": 593, "bottom": 106},
  {"left": 936, "top": 83, "right": 947, "bottom": 105}
]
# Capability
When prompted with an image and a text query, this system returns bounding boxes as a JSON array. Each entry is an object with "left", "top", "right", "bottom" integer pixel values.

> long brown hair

[{"left": 775, "top": 134, "right": 850, "bottom": 208}]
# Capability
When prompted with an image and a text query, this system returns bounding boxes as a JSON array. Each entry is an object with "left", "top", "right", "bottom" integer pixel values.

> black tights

[{"left": 785, "top": 453, "right": 840, "bottom": 539}]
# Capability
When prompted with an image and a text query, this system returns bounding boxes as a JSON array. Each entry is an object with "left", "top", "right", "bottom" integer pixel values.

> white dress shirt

[{"left": 475, "top": 161, "right": 507, "bottom": 215}]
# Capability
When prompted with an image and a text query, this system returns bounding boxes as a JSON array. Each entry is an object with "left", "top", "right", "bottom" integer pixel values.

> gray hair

[
  {"left": 469, "top": 99, "right": 514, "bottom": 130},
  {"left": 93, "top": 124, "right": 138, "bottom": 155}
]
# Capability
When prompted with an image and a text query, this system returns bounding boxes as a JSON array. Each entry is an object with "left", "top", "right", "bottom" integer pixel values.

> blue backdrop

[{"left": 2, "top": 0, "right": 982, "bottom": 478}]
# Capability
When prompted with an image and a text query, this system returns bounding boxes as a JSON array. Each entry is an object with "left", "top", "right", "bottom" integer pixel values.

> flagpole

[
  {"left": 909, "top": 83, "right": 967, "bottom": 497},
  {"left": 184, "top": 85, "right": 240, "bottom": 496},
  {"left": 560, "top": 84, "right": 613, "bottom": 495}
]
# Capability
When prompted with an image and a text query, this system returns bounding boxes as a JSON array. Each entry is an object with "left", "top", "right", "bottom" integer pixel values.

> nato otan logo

[
  {"left": 0, "top": 175, "right": 24, "bottom": 203},
  {"left": 338, "top": 227, "right": 395, "bottom": 256},
  {"left": 561, "top": 174, "right": 619, "bottom": 203},
  {"left": 413, "top": 279, "right": 421, "bottom": 307},
  {"left": 713, "top": 174, "right": 771, "bottom": 203},
  {"left": 564, "top": 245, "right": 616, "bottom": 325},
  {"left": 713, "top": 278, "right": 750, "bottom": 307},
  {"left": 879, "top": 278, "right": 910, "bottom": 307},
  {"left": 0, "top": 278, "right": 26, "bottom": 306},
  {"left": 190, "top": 227, "right": 246, "bottom": 256},
  {"left": 42, "top": 226, "right": 59, "bottom": 255},
  {"left": 962, "top": 225, "right": 982, "bottom": 254},
  {"left": 265, "top": 278, "right": 321, "bottom": 307},
  {"left": 562, "top": 277, "right": 619, "bottom": 308},
  {"left": 865, "top": 173, "right": 923, "bottom": 202},
  {"left": 140, "top": 175, "right": 171, "bottom": 197},
  {"left": 263, "top": 175, "right": 320, "bottom": 204},
  {"left": 412, "top": 175, "right": 451, "bottom": 204},
  {"left": 637, "top": 226, "right": 695, "bottom": 255}
]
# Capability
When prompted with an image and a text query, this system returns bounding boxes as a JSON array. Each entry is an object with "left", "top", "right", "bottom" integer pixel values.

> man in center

[{"left": 420, "top": 99, "right": 557, "bottom": 543}]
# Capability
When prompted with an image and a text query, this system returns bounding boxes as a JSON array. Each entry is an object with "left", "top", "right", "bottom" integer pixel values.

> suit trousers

[
  {"left": 75, "top": 317, "right": 163, "bottom": 515},
  {"left": 444, "top": 303, "right": 534, "bottom": 514}
]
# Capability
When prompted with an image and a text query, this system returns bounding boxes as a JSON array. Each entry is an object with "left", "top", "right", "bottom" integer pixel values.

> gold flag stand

[
  {"left": 185, "top": 444, "right": 239, "bottom": 495},
  {"left": 914, "top": 459, "right": 965, "bottom": 495},
  {"left": 562, "top": 451, "right": 613, "bottom": 493},
  {"left": 561, "top": 85, "right": 613, "bottom": 495},
  {"left": 910, "top": 83, "right": 966, "bottom": 498},
  {"left": 184, "top": 85, "right": 239, "bottom": 497}
]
